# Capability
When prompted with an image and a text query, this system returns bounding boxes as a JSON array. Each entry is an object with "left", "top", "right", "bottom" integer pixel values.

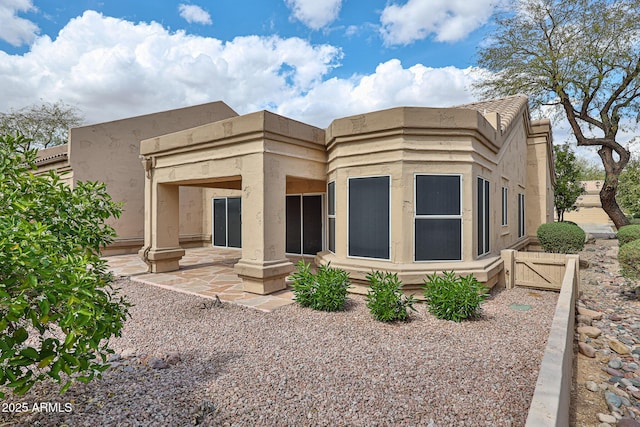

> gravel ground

[{"left": 1, "top": 278, "right": 558, "bottom": 427}]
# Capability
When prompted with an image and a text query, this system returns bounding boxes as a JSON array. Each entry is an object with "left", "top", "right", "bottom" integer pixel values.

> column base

[
  {"left": 139, "top": 247, "right": 185, "bottom": 273},
  {"left": 234, "top": 258, "right": 294, "bottom": 295}
]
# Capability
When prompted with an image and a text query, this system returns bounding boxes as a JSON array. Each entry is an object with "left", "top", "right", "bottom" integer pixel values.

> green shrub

[
  {"left": 365, "top": 271, "right": 417, "bottom": 322},
  {"left": 619, "top": 240, "right": 640, "bottom": 281},
  {"left": 290, "top": 260, "right": 350, "bottom": 312},
  {"left": 0, "top": 134, "right": 130, "bottom": 398},
  {"left": 617, "top": 224, "right": 640, "bottom": 246},
  {"left": 422, "top": 271, "right": 488, "bottom": 322},
  {"left": 537, "top": 222, "right": 586, "bottom": 253}
]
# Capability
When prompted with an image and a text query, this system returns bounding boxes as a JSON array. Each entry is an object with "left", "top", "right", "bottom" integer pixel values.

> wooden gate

[{"left": 502, "top": 250, "right": 577, "bottom": 291}]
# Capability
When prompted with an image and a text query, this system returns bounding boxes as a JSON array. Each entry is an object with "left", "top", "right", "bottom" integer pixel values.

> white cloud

[
  {"left": 0, "top": 0, "right": 39, "bottom": 46},
  {"left": 380, "top": 0, "right": 498, "bottom": 45},
  {"left": 0, "top": 11, "right": 480, "bottom": 130},
  {"left": 178, "top": 4, "right": 212, "bottom": 25},
  {"left": 284, "top": 0, "right": 342, "bottom": 30},
  {"left": 277, "top": 59, "right": 481, "bottom": 127}
]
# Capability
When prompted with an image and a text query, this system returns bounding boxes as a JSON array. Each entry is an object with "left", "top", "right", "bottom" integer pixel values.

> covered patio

[{"left": 105, "top": 247, "right": 296, "bottom": 312}]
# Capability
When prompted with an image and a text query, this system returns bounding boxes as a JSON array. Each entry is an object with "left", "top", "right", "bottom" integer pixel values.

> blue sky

[
  {"left": 5, "top": 0, "right": 634, "bottom": 163},
  {"left": 0, "top": 0, "right": 500, "bottom": 129}
]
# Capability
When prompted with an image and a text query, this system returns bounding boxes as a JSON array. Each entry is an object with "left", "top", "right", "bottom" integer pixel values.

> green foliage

[
  {"left": 0, "top": 101, "right": 83, "bottom": 151},
  {"left": 537, "top": 222, "right": 586, "bottom": 253},
  {"left": 619, "top": 158, "right": 640, "bottom": 219},
  {"left": 476, "top": 0, "right": 638, "bottom": 229},
  {"left": 365, "top": 271, "right": 417, "bottom": 322},
  {"left": 619, "top": 240, "right": 640, "bottom": 281},
  {"left": 552, "top": 144, "right": 586, "bottom": 221},
  {"left": 575, "top": 157, "right": 605, "bottom": 181},
  {"left": 290, "top": 261, "right": 350, "bottom": 312},
  {"left": 422, "top": 271, "right": 488, "bottom": 322},
  {"left": 617, "top": 225, "right": 640, "bottom": 246},
  {"left": 0, "top": 134, "right": 130, "bottom": 398}
]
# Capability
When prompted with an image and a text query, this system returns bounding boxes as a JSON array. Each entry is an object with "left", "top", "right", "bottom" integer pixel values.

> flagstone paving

[{"left": 105, "top": 247, "right": 295, "bottom": 312}]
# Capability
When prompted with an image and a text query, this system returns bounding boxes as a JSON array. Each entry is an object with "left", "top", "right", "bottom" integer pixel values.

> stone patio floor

[{"left": 105, "top": 247, "right": 296, "bottom": 312}]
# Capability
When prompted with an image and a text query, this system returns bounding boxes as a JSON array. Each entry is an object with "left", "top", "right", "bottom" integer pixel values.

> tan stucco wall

[
  {"left": 140, "top": 110, "right": 327, "bottom": 292},
  {"left": 64, "top": 102, "right": 238, "bottom": 254},
  {"left": 316, "top": 104, "right": 541, "bottom": 289},
  {"left": 563, "top": 180, "right": 613, "bottom": 225}
]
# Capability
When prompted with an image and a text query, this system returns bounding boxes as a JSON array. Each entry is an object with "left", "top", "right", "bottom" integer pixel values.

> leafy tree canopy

[
  {"left": 553, "top": 144, "right": 586, "bottom": 221},
  {"left": 0, "top": 134, "right": 129, "bottom": 397},
  {"left": 0, "top": 101, "right": 83, "bottom": 152},
  {"left": 619, "top": 156, "right": 640, "bottom": 218},
  {"left": 476, "top": 0, "right": 640, "bottom": 228},
  {"left": 575, "top": 156, "right": 605, "bottom": 181}
]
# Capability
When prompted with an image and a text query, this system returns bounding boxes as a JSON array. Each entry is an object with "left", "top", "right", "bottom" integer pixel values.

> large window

[
  {"left": 477, "top": 177, "right": 490, "bottom": 256},
  {"left": 501, "top": 186, "right": 508, "bottom": 226},
  {"left": 327, "top": 181, "right": 335, "bottom": 253},
  {"left": 518, "top": 193, "right": 525, "bottom": 238},
  {"left": 213, "top": 197, "right": 241, "bottom": 248},
  {"left": 414, "top": 174, "right": 462, "bottom": 261},
  {"left": 348, "top": 176, "right": 390, "bottom": 259}
]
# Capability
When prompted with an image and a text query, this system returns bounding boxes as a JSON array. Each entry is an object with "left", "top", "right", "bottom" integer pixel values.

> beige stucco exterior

[
  {"left": 136, "top": 95, "right": 554, "bottom": 294},
  {"left": 35, "top": 96, "right": 554, "bottom": 295},
  {"left": 35, "top": 101, "right": 239, "bottom": 255},
  {"left": 562, "top": 180, "right": 613, "bottom": 225}
]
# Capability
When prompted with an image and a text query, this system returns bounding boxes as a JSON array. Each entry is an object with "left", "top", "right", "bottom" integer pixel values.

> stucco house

[
  {"left": 135, "top": 94, "right": 554, "bottom": 295},
  {"left": 35, "top": 101, "right": 239, "bottom": 255}
]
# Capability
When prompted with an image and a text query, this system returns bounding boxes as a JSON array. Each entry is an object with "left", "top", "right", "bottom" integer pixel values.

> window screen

[
  {"left": 213, "top": 197, "right": 241, "bottom": 248},
  {"left": 227, "top": 197, "right": 242, "bottom": 248},
  {"left": 328, "top": 182, "right": 335, "bottom": 253},
  {"left": 477, "top": 177, "right": 490, "bottom": 256},
  {"left": 348, "top": 176, "right": 390, "bottom": 259},
  {"left": 518, "top": 193, "right": 525, "bottom": 238},
  {"left": 416, "top": 175, "right": 461, "bottom": 215},
  {"left": 415, "top": 175, "right": 462, "bottom": 261},
  {"left": 286, "top": 195, "right": 302, "bottom": 254},
  {"left": 213, "top": 198, "right": 227, "bottom": 247}
]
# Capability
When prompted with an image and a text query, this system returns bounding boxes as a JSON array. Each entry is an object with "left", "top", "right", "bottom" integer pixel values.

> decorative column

[
  {"left": 139, "top": 157, "right": 184, "bottom": 272},
  {"left": 234, "top": 153, "right": 293, "bottom": 294}
]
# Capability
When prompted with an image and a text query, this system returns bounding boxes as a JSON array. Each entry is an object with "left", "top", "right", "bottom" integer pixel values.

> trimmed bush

[
  {"left": 617, "top": 224, "right": 640, "bottom": 246},
  {"left": 422, "top": 271, "right": 488, "bottom": 322},
  {"left": 365, "top": 271, "right": 417, "bottom": 322},
  {"left": 619, "top": 240, "right": 640, "bottom": 281},
  {"left": 537, "top": 222, "right": 586, "bottom": 253},
  {"left": 290, "top": 260, "right": 350, "bottom": 312}
]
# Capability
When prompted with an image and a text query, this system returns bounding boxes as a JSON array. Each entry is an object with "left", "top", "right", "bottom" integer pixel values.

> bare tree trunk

[{"left": 600, "top": 177, "right": 630, "bottom": 229}]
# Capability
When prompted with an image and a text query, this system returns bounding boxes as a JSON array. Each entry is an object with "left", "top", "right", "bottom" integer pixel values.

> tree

[
  {"left": 0, "top": 134, "right": 130, "bottom": 397},
  {"left": 619, "top": 157, "right": 640, "bottom": 218},
  {"left": 553, "top": 144, "right": 586, "bottom": 221},
  {"left": 575, "top": 156, "right": 605, "bottom": 181},
  {"left": 0, "top": 101, "right": 83, "bottom": 152},
  {"left": 476, "top": 0, "right": 640, "bottom": 228}
]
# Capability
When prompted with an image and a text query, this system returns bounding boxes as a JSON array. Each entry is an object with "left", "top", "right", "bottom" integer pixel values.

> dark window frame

[
  {"left": 327, "top": 181, "right": 335, "bottom": 253},
  {"left": 518, "top": 193, "right": 525, "bottom": 238},
  {"left": 347, "top": 175, "right": 391, "bottom": 260},
  {"left": 286, "top": 193, "right": 325, "bottom": 256},
  {"left": 502, "top": 186, "right": 508, "bottom": 227},
  {"left": 477, "top": 177, "right": 490, "bottom": 256},
  {"left": 414, "top": 174, "right": 463, "bottom": 262},
  {"left": 212, "top": 197, "right": 242, "bottom": 248}
]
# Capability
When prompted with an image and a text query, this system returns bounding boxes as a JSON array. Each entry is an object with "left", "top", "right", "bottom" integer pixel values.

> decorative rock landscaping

[{"left": 574, "top": 239, "right": 640, "bottom": 426}]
